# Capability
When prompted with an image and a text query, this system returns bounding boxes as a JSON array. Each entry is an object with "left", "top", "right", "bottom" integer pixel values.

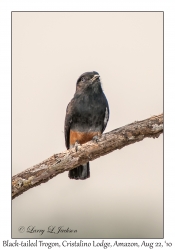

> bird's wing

[
  {"left": 64, "top": 99, "right": 75, "bottom": 149},
  {"left": 102, "top": 104, "right": 109, "bottom": 133}
]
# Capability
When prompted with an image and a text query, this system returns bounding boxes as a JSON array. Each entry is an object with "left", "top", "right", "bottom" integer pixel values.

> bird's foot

[
  {"left": 74, "top": 141, "right": 80, "bottom": 152},
  {"left": 92, "top": 133, "right": 102, "bottom": 143}
]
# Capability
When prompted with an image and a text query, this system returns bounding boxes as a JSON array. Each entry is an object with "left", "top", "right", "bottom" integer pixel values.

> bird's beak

[{"left": 90, "top": 74, "right": 100, "bottom": 83}]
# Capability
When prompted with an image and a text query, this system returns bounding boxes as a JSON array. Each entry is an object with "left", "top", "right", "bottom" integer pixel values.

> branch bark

[{"left": 12, "top": 114, "right": 163, "bottom": 200}]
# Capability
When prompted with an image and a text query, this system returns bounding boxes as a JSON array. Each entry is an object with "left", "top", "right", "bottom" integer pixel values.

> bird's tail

[{"left": 68, "top": 162, "right": 90, "bottom": 180}]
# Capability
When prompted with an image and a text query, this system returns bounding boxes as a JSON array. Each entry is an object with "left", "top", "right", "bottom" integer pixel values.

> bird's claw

[
  {"left": 75, "top": 141, "right": 80, "bottom": 152},
  {"left": 92, "top": 135, "right": 100, "bottom": 143}
]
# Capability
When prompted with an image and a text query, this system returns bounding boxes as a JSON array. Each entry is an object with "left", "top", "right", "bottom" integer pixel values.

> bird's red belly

[{"left": 69, "top": 129, "right": 99, "bottom": 146}]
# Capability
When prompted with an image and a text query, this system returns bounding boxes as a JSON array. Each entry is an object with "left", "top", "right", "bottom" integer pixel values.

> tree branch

[{"left": 12, "top": 114, "right": 163, "bottom": 200}]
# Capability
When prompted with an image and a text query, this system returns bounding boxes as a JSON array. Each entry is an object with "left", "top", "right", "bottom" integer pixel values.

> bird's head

[{"left": 76, "top": 71, "right": 101, "bottom": 92}]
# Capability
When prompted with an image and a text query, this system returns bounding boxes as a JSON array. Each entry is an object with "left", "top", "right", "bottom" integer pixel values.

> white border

[{"left": 0, "top": 0, "right": 174, "bottom": 248}]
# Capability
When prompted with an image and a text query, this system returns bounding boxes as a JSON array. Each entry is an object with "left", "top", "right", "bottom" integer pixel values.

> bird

[{"left": 64, "top": 71, "right": 109, "bottom": 180}]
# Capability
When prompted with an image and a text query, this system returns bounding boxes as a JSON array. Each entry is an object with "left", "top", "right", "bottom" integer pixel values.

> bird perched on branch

[{"left": 64, "top": 71, "right": 109, "bottom": 180}]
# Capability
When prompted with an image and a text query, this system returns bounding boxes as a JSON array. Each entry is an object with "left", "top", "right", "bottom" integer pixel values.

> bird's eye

[{"left": 81, "top": 77, "right": 85, "bottom": 82}]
